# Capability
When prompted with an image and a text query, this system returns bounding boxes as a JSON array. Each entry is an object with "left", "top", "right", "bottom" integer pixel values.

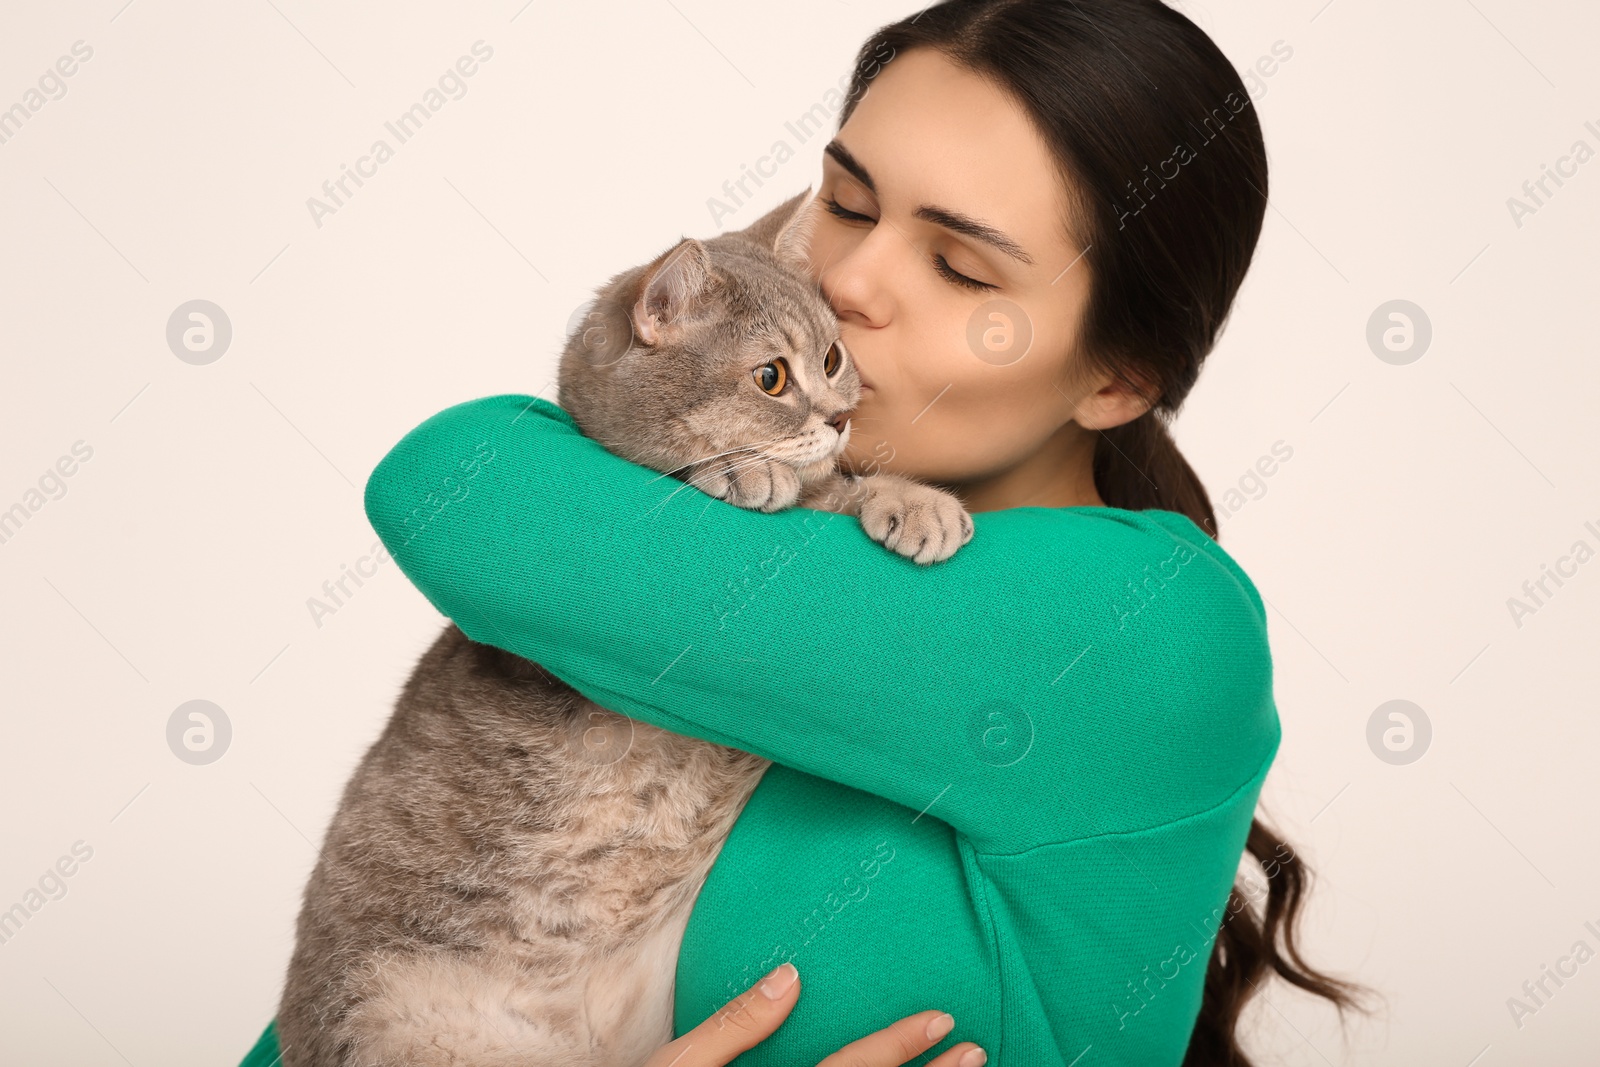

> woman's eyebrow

[{"left": 823, "top": 138, "right": 1035, "bottom": 266}]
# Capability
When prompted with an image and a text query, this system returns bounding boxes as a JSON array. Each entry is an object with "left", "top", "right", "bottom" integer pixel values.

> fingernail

[
  {"left": 925, "top": 1013, "right": 955, "bottom": 1041},
  {"left": 959, "top": 1048, "right": 987, "bottom": 1067},
  {"left": 759, "top": 962, "right": 798, "bottom": 999}
]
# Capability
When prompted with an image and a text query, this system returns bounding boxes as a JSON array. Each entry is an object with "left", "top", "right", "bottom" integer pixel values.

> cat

[{"left": 275, "top": 188, "right": 974, "bottom": 1067}]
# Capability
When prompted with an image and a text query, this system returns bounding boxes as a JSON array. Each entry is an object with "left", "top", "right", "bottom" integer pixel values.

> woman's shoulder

[
  {"left": 975, "top": 503, "right": 1268, "bottom": 639},
  {"left": 1020, "top": 504, "right": 1280, "bottom": 757},
  {"left": 955, "top": 503, "right": 1280, "bottom": 846},
  {"left": 1088, "top": 505, "right": 1273, "bottom": 688}
]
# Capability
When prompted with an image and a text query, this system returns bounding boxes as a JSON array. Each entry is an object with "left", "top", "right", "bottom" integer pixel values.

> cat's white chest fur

[{"left": 348, "top": 872, "right": 699, "bottom": 1067}]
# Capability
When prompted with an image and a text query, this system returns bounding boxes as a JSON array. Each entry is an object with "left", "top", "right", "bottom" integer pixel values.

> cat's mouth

[
  {"left": 830, "top": 418, "right": 857, "bottom": 464},
  {"left": 795, "top": 430, "right": 852, "bottom": 470}
]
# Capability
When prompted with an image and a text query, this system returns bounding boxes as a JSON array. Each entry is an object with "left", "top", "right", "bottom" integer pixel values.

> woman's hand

[{"left": 643, "top": 962, "right": 988, "bottom": 1067}]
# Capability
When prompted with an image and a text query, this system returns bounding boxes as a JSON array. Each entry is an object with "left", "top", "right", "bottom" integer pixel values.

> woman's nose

[{"left": 820, "top": 234, "right": 894, "bottom": 329}]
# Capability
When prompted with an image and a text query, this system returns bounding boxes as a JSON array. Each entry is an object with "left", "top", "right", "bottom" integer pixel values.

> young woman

[
  {"left": 239, "top": 1, "right": 1371, "bottom": 1064},
  {"left": 655, "top": 2, "right": 1375, "bottom": 1058},
  {"left": 624, "top": 2, "right": 1375, "bottom": 1061},
  {"left": 644, "top": 3, "right": 1371, "bottom": 1057}
]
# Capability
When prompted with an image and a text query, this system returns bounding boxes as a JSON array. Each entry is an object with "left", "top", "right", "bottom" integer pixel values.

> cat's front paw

[
  {"left": 686, "top": 451, "right": 803, "bottom": 512},
  {"left": 858, "top": 473, "right": 974, "bottom": 564}
]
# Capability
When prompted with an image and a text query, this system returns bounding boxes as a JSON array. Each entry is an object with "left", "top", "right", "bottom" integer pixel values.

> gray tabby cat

[{"left": 276, "top": 188, "right": 974, "bottom": 1067}]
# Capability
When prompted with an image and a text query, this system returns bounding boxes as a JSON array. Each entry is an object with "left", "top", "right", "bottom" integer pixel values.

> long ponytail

[
  {"left": 1094, "top": 412, "right": 1217, "bottom": 537},
  {"left": 1095, "top": 404, "right": 1374, "bottom": 1065}
]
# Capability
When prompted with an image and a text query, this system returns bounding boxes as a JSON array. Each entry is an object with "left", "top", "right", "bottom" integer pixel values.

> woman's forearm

[{"left": 364, "top": 393, "right": 1280, "bottom": 854}]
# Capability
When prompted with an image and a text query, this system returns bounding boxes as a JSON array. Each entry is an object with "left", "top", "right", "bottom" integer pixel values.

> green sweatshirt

[{"left": 239, "top": 394, "right": 1280, "bottom": 1067}]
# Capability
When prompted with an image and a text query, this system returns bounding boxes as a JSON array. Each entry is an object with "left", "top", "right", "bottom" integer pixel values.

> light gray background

[{"left": 1, "top": 1, "right": 1596, "bottom": 1063}]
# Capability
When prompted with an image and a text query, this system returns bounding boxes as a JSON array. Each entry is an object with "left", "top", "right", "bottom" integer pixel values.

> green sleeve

[{"left": 363, "top": 394, "right": 1281, "bottom": 855}]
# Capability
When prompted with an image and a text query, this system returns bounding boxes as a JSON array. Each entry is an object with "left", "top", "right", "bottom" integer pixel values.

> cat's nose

[{"left": 828, "top": 413, "right": 851, "bottom": 435}]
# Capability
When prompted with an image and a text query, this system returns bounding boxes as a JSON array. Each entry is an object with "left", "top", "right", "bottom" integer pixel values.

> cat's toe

[
  {"left": 909, "top": 502, "right": 972, "bottom": 564},
  {"left": 857, "top": 475, "right": 973, "bottom": 563},
  {"left": 723, "top": 457, "right": 802, "bottom": 512}
]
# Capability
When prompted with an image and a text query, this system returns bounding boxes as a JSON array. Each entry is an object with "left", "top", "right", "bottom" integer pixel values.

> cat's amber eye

[
  {"left": 754, "top": 359, "right": 789, "bottom": 396},
  {"left": 823, "top": 340, "right": 844, "bottom": 377}
]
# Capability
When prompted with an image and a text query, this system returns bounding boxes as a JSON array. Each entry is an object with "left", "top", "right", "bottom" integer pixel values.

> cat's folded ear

[
  {"left": 733, "top": 187, "right": 818, "bottom": 272},
  {"left": 630, "top": 237, "right": 715, "bottom": 347}
]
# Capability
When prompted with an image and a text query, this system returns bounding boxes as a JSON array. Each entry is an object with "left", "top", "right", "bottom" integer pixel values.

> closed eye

[
  {"left": 821, "top": 197, "right": 997, "bottom": 293},
  {"left": 822, "top": 196, "right": 872, "bottom": 223},
  {"left": 930, "top": 254, "right": 994, "bottom": 293}
]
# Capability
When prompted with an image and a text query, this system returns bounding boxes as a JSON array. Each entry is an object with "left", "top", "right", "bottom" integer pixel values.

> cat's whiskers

[
  {"left": 650, "top": 419, "right": 873, "bottom": 515},
  {"left": 647, "top": 436, "right": 795, "bottom": 484},
  {"left": 647, "top": 442, "right": 836, "bottom": 519},
  {"left": 645, "top": 449, "right": 784, "bottom": 516}
]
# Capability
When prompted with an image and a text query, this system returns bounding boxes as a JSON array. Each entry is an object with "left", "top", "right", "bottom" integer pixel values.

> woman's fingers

[
  {"left": 641, "top": 962, "right": 801, "bottom": 1067},
  {"left": 815, "top": 1009, "right": 987, "bottom": 1067},
  {"left": 641, "top": 962, "right": 988, "bottom": 1067}
]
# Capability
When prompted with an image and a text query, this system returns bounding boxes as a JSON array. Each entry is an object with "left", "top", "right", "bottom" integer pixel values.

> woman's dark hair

[{"left": 836, "top": 2, "right": 1376, "bottom": 1062}]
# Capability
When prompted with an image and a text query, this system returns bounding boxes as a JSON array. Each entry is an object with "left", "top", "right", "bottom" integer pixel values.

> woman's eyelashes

[
  {"left": 820, "top": 196, "right": 998, "bottom": 293},
  {"left": 931, "top": 254, "right": 996, "bottom": 293},
  {"left": 822, "top": 195, "right": 873, "bottom": 224}
]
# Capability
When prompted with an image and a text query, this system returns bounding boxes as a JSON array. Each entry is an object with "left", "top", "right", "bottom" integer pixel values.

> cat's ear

[
  {"left": 770, "top": 186, "right": 819, "bottom": 272},
  {"left": 631, "top": 238, "right": 714, "bottom": 347},
  {"left": 730, "top": 188, "right": 818, "bottom": 271}
]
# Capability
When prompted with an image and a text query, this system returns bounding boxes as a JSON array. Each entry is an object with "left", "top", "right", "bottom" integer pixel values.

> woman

[
  {"left": 624, "top": 1, "right": 1373, "bottom": 1057},
  {"left": 240, "top": 1, "right": 1370, "bottom": 1064}
]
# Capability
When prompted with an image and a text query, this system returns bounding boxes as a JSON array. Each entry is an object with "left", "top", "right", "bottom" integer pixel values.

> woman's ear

[
  {"left": 1065, "top": 368, "right": 1157, "bottom": 431},
  {"left": 630, "top": 238, "right": 714, "bottom": 347}
]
